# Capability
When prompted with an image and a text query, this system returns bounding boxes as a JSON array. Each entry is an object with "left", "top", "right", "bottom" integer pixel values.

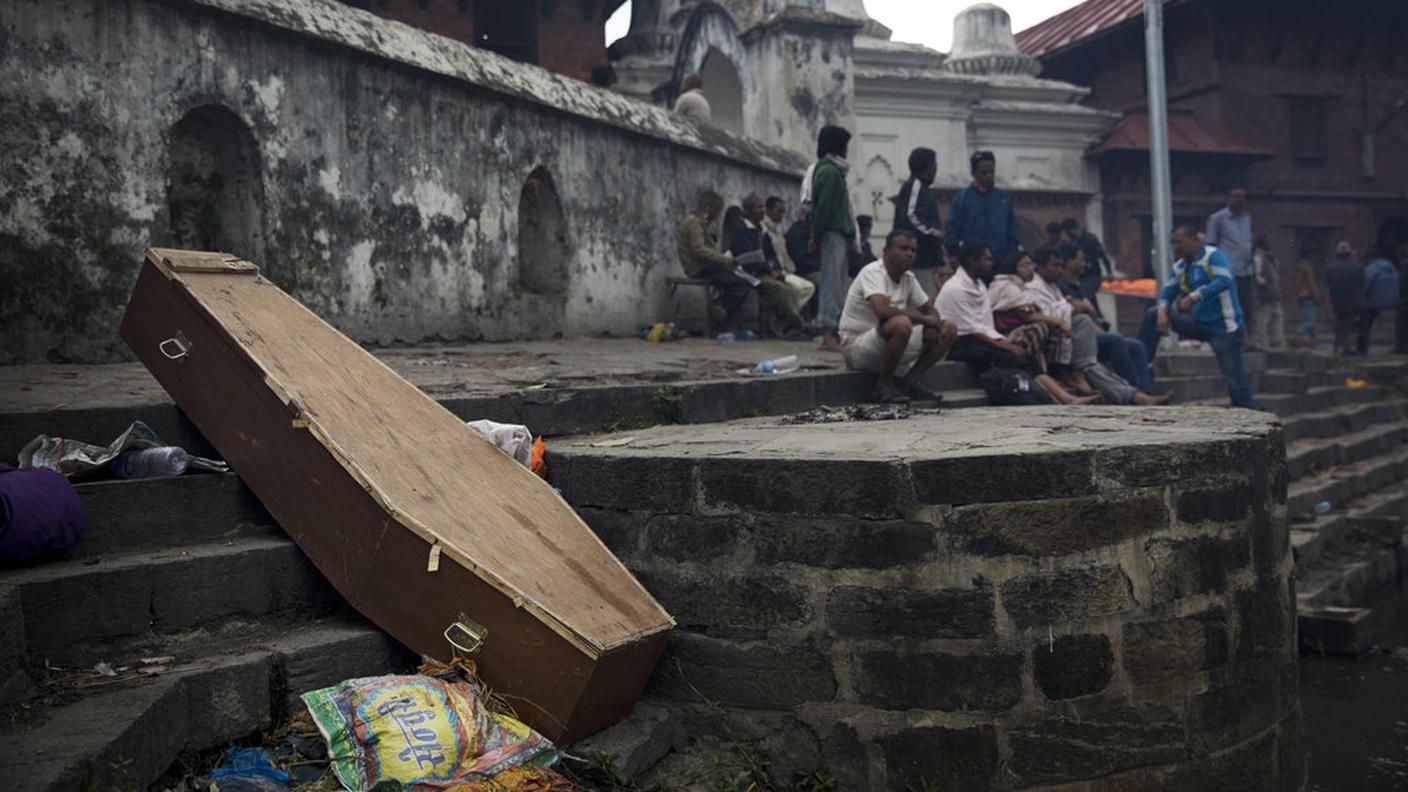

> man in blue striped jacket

[{"left": 1137, "top": 225, "right": 1258, "bottom": 409}]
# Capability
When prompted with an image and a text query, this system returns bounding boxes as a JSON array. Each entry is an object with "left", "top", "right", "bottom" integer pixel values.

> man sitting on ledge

[
  {"left": 839, "top": 230, "right": 957, "bottom": 404},
  {"left": 676, "top": 190, "right": 744, "bottom": 332},
  {"left": 1137, "top": 225, "right": 1259, "bottom": 410}
]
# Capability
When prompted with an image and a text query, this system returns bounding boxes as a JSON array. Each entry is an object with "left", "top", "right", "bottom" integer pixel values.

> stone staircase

[{"left": 0, "top": 474, "right": 414, "bottom": 791}]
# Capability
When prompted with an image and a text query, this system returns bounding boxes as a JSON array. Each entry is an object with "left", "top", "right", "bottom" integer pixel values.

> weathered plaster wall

[{"left": 0, "top": 0, "right": 804, "bottom": 363}]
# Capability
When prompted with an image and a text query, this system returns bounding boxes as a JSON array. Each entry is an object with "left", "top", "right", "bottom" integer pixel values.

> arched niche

[
  {"left": 166, "top": 105, "right": 265, "bottom": 261},
  {"left": 516, "top": 167, "right": 570, "bottom": 298},
  {"left": 699, "top": 47, "right": 743, "bottom": 134}
]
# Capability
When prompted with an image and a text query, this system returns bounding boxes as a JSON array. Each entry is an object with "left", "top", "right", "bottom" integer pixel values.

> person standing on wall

[
  {"left": 672, "top": 73, "right": 711, "bottom": 123},
  {"left": 945, "top": 151, "right": 1020, "bottom": 275},
  {"left": 1252, "top": 236, "right": 1287, "bottom": 350},
  {"left": 894, "top": 147, "right": 945, "bottom": 297},
  {"left": 1205, "top": 187, "right": 1255, "bottom": 347},
  {"left": 1137, "top": 225, "right": 1258, "bottom": 410},
  {"left": 1359, "top": 241, "right": 1402, "bottom": 355},
  {"left": 804, "top": 125, "right": 857, "bottom": 351}
]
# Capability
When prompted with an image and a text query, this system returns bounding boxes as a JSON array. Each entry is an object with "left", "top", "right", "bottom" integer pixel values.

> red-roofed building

[{"left": 1017, "top": 0, "right": 1408, "bottom": 333}]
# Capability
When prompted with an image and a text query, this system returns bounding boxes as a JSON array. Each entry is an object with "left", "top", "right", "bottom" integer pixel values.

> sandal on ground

[
  {"left": 875, "top": 383, "right": 911, "bottom": 404},
  {"left": 906, "top": 384, "right": 944, "bottom": 403}
]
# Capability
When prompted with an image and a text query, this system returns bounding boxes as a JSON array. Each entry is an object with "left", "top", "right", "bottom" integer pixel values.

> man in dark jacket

[
  {"left": 1325, "top": 240, "right": 1363, "bottom": 355},
  {"left": 729, "top": 192, "right": 807, "bottom": 337},
  {"left": 894, "top": 147, "right": 944, "bottom": 287},
  {"left": 785, "top": 216, "right": 821, "bottom": 283},
  {"left": 945, "top": 150, "right": 1019, "bottom": 270}
]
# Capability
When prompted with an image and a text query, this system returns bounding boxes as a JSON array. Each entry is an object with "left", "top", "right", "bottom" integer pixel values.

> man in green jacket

[
  {"left": 677, "top": 191, "right": 747, "bottom": 331},
  {"left": 805, "top": 125, "right": 857, "bottom": 350}
]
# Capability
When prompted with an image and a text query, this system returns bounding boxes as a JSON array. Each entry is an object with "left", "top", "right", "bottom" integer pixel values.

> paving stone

[
  {"left": 912, "top": 450, "right": 1094, "bottom": 506},
  {"left": 825, "top": 585, "right": 994, "bottom": 639},
  {"left": 1001, "top": 565, "right": 1135, "bottom": 629},
  {"left": 852, "top": 647, "right": 1022, "bottom": 712},
  {"left": 1146, "top": 535, "right": 1250, "bottom": 604},
  {"left": 644, "top": 515, "right": 745, "bottom": 561},
  {"left": 646, "top": 633, "right": 836, "bottom": 709},
  {"left": 1175, "top": 482, "right": 1253, "bottom": 524},
  {"left": 553, "top": 455, "right": 696, "bottom": 512},
  {"left": 699, "top": 458, "right": 910, "bottom": 518},
  {"left": 1007, "top": 706, "right": 1186, "bottom": 787},
  {"left": 876, "top": 725, "right": 1000, "bottom": 791},
  {"left": 1165, "top": 731, "right": 1279, "bottom": 792},
  {"left": 751, "top": 517, "right": 936, "bottom": 569},
  {"left": 635, "top": 570, "right": 811, "bottom": 639},
  {"left": 944, "top": 490, "right": 1167, "bottom": 557},
  {"left": 1122, "top": 608, "right": 1229, "bottom": 687},
  {"left": 568, "top": 703, "right": 681, "bottom": 780},
  {"left": 1033, "top": 633, "right": 1114, "bottom": 700}
]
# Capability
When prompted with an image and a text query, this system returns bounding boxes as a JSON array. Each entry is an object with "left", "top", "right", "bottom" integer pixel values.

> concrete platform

[{"left": 549, "top": 406, "right": 1304, "bottom": 790}]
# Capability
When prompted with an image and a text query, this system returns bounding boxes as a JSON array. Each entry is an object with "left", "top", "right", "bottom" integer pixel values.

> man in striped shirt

[{"left": 1137, "top": 225, "right": 1258, "bottom": 409}]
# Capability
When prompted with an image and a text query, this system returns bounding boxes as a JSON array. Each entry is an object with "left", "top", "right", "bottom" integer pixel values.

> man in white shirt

[{"left": 839, "top": 230, "right": 957, "bottom": 404}]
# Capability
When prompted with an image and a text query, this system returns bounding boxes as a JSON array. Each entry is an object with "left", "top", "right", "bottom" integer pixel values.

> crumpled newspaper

[
  {"left": 466, "top": 419, "right": 534, "bottom": 468},
  {"left": 17, "top": 420, "right": 228, "bottom": 476}
]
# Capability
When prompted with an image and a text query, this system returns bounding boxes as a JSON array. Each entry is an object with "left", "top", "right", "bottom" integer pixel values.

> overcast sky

[{"left": 605, "top": 1, "right": 1087, "bottom": 54}]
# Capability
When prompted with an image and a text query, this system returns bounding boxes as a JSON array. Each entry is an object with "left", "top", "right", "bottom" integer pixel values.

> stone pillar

[
  {"left": 943, "top": 3, "right": 1041, "bottom": 77},
  {"left": 607, "top": 0, "right": 694, "bottom": 102},
  {"left": 742, "top": 8, "right": 863, "bottom": 159}
]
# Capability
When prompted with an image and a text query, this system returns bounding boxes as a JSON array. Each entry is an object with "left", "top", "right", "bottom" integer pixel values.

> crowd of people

[{"left": 674, "top": 115, "right": 1404, "bottom": 409}]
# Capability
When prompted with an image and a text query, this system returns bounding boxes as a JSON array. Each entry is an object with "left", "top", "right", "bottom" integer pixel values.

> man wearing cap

[{"left": 946, "top": 151, "right": 1020, "bottom": 272}]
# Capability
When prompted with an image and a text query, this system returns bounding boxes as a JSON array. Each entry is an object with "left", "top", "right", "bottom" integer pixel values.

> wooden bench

[{"left": 666, "top": 276, "right": 764, "bottom": 336}]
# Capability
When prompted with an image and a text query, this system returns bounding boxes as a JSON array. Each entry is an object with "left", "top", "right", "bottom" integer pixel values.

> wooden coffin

[{"left": 119, "top": 248, "right": 673, "bottom": 743}]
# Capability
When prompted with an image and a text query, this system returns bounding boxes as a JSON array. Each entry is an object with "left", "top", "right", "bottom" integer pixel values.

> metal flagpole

[{"left": 1144, "top": 0, "right": 1173, "bottom": 288}]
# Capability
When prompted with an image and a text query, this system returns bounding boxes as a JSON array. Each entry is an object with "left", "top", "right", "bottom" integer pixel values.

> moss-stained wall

[{"left": 0, "top": 0, "right": 805, "bottom": 362}]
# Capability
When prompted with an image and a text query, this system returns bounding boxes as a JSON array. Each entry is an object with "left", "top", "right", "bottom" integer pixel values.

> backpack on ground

[{"left": 978, "top": 367, "right": 1053, "bottom": 406}]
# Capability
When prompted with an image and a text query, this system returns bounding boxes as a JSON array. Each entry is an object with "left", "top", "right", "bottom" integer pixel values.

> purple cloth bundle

[{"left": 0, "top": 464, "right": 85, "bottom": 560}]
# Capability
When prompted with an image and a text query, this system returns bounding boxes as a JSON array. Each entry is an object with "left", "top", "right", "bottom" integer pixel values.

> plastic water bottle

[
  {"left": 1314, "top": 500, "right": 1331, "bottom": 515},
  {"left": 715, "top": 332, "right": 735, "bottom": 343},
  {"left": 110, "top": 447, "right": 189, "bottom": 479},
  {"left": 750, "top": 354, "right": 799, "bottom": 375},
  {"left": 738, "top": 329, "right": 756, "bottom": 341}
]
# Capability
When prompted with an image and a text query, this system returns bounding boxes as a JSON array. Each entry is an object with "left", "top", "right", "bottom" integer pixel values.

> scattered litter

[
  {"left": 640, "top": 322, "right": 683, "bottom": 343},
  {"left": 1314, "top": 500, "right": 1332, "bottom": 514},
  {"left": 17, "top": 420, "right": 227, "bottom": 477},
  {"left": 93, "top": 662, "right": 118, "bottom": 678},
  {"left": 1346, "top": 376, "right": 1369, "bottom": 388},
  {"left": 525, "top": 382, "right": 550, "bottom": 390},
  {"left": 737, "top": 354, "right": 800, "bottom": 376},
  {"left": 466, "top": 420, "right": 534, "bottom": 468},
  {"left": 110, "top": 446, "right": 188, "bottom": 479},
  {"left": 779, "top": 404, "right": 911, "bottom": 425},
  {"left": 590, "top": 436, "right": 635, "bottom": 448},
  {"left": 140, "top": 655, "right": 176, "bottom": 665},
  {"left": 137, "top": 665, "right": 170, "bottom": 676},
  {"left": 529, "top": 437, "right": 548, "bottom": 479},
  {"left": 301, "top": 674, "right": 558, "bottom": 791},
  {"left": 427, "top": 542, "right": 443, "bottom": 573},
  {"left": 202, "top": 746, "right": 290, "bottom": 791}
]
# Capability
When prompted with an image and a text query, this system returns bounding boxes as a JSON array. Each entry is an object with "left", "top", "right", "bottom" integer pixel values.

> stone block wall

[
  {"left": 550, "top": 408, "right": 1303, "bottom": 790},
  {"left": 0, "top": 0, "right": 804, "bottom": 362}
]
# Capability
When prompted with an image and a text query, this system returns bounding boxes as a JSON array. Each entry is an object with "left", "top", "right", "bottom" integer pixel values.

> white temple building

[{"left": 610, "top": 0, "right": 1117, "bottom": 257}]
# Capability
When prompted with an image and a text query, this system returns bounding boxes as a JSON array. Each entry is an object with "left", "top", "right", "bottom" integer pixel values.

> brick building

[
  {"left": 338, "top": 0, "right": 625, "bottom": 83},
  {"left": 1018, "top": 0, "right": 1408, "bottom": 292}
]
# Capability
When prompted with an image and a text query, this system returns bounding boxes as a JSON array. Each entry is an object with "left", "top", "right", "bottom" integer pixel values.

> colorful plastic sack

[{"left": 301, "top": 674, "right": 556, "bottom": 791}]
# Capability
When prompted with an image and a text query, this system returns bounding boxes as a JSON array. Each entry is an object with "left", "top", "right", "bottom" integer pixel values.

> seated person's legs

[{"left": 697, "top": 264, "right": 751, "bottom": 327}]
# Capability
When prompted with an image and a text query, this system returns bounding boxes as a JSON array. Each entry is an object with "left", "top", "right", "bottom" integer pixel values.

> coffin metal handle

[
  {"left": 445, "top": 614, "right": 487, "bottom": 656},
  {"left": 159, "top": 333, "right": 193, "bottom": 362}
]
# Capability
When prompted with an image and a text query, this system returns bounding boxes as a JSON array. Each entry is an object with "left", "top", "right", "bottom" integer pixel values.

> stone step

[
  {"left": 1285, "top": 421, "right": 1408, "bottom": 481},
  {"left": 1298, "top": 606, "right": 1375, "bottom": 655},
  {"left": 1295, "top": 540, "right": 1400, "bottom": 611},
  {"left": 1151, "top": 373, "right": 1262, "bottom": 403},
  {"left": 1291, "top": 482, "right": 1407, "bottom": 569},
  {"left": 1258, "top": 368, "right": 1347, "bottom": 394},
  {"left": 2, "top": 364, "right": 984, "bottom": 460},
  {"left": 1154, "top": 350, "right": 1267, "bottom": 377},
  {"left": 0, "top": 616, "right": 412, "bottom": 792},
  {"left": 1286, "top": 447, "right": 1408, "bottom": 520},
  {"left": 60, "top": 473, "right": 277, "bottom": 560},
  {"left": 3, "top": 536, "right": 343, "bottom": 666},
  {"left": 1281, "top": 400, "right": 1408, "bottom": 444},
  {"left": 1259, "top": 384, "right": 1391, "bottom": 417},
  {"left": 1263, "top": 350, "right": 1336, "bottom": 371}
]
